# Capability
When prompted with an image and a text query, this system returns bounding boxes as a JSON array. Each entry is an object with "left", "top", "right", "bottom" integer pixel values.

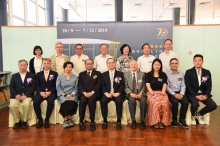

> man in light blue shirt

[{"left": 166, "top": 58, "right": 189, "bottom": 128}]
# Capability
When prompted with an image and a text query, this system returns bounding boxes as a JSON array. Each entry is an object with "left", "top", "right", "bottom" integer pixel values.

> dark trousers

[
  {"left": 101, "top": 94, "right": 123, "bottom": 119},
  {"left": 128, "top": 95, "right": 147, "bottom": 122},
  {"left": 79, "top": 94, "right": 98, "bottom": 122},
  {"left": 33, "top": 93, "right": 57, "bottom": 121},
  {"left": 168, "top": 94, "right": 189, "bottom": 120},
  {"left": 188, "top": 96, "right": 217, "bottom": 116}
]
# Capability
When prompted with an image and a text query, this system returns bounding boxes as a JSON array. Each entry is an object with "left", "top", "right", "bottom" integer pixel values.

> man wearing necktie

[
  {"left": 124, "top": 60, "right": 147, "bottom": 130},
  {"left": 101, "top": 58, "right": 125, "bottom": 130},
  {"left": 78, "top": 59, "right": 101, "bottom": 131},
  {"left": 34, "top": 58, "right": 58, "bottom": 128},
  {"left": 185, "top": 54, "right": 217, "bottom": 125}
]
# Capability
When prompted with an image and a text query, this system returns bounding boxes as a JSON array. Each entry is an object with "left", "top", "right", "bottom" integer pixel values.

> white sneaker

[
  {"left": 196, "top": 115, "right": 205, "bottom": 124},
  {"left": 191, "top": 116, "right": 196, "bottom": 125}
]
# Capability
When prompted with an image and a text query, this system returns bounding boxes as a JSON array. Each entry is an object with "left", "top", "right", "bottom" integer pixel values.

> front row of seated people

[{"left": 9, "top": 54, "right": 217, "bottom": 131}]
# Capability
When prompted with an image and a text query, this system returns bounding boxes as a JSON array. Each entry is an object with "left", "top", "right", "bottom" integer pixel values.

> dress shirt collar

[
  {"left": 19, "top": 71, "right": 27, "bottom": 75},
  {"left": 87, "top": 70, "right": 92, "bottom": 75},
  {"left": 35, "top": 56, "right": 42, "bottom": 59},
  {"left": 142, "top": 54, "right": 152, "bottom": 58},
  {"left": 109, "top": 69, "right": 115, "bottom": 75},
  {"left": 44, "top": 70, "right": 50, "bottom": 74},
  {"left": 164, "top": 50, "right": 172, "bottom": 55},
  {"left": 55, "top": 53, "right": 64, "bottom": 57},
  {"left": 168, "top": 69, "right": 180, "bottom": 74}
]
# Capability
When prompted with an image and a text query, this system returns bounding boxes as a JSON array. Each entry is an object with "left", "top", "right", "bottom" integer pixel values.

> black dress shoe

[
  {"left": 131, "top": 121, "right": 137, "bottom": 129},
  {"left": 179, "top": 119, "right": 189, "bottom": 129},
  {"left": 21, "top": 122, "right": 28, "bottom": 129},
  {"left": 116, "top": 122, "right": 122, "bottom": 130},
  {"left": 90, "top": 122, "right": 96, "bottom": 131},
  {"left": 36, "top": 120, "right": 43, "bottom": 128},
  {"left": 44, "top": 120, "right": 50, "bottom": 128},
  {"left": 13, "top": 122, "right": 21, "bottom": 129},
  {"left": 102, "top": 122, "right": 108, "bottom": 130},
  {"left": 79, "top": 122, "right": 85, "bottom": 130},
  {"left": 139, "top": 121, "right": 146, "bottom": 130},
  {"left": 171, "top": 120, "right": 178, "bottom": 128}
]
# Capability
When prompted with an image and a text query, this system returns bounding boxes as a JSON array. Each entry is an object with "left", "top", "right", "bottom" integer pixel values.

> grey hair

[
  {"left": 18, "top": 59, "right": 28, "bottom": 65},
  {"left": 55, "top": 41, "right": 63, "bottom": 47}
]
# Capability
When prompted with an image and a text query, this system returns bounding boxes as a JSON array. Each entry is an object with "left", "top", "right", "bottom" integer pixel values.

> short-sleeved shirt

[
  {"left": 94, "top": 54, "right": 112, "bottom": 73},
  {"left": 159, "top": 50, "right": 178, "bottom": 73},
  {"left": 145, "top": 72, "right": 167, "bottom": 91},
  {"left": 70, "top": 54, "right": 89, "bottom": 76},
  {"left": 137, "top": 55, "right": 155, "bottom": 73},
  {"left": 116, "top": 55, "right": 133, "bottom": 73}
]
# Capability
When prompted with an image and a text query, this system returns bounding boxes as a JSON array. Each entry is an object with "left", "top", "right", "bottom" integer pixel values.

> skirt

[
  {"left": 59, "top": 100, "right": 78, "bottom": 118},
  {"left": 145, "top": 91, "right": 171, "bottom": 126}
]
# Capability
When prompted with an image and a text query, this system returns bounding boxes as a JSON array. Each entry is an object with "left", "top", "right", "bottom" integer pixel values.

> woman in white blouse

[{"left": 29, "top": 45, "right": 43, "bottom": 75}]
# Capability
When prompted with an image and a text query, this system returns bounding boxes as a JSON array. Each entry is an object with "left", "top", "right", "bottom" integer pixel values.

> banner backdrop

[{"left": 57, "top": 21, "right": 173, "bottom": 60}]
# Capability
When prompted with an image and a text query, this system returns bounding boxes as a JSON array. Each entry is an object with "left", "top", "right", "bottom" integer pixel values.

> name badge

[
  {"left": 178, "top": 78, "right": 182, "bottom": 81},
  {"left": 82, "top": 59, "right": 86, "bottom": 63},
  {"left": 138, "top": 79, "right": 142, "bottom": 83},
  {"left": 158, "top": 78, "right": 163, "bottom": 82},
  {"left": 93, "top": 75, "right": 97, "bottom": 79},
  {"left": 148, "top": 60, "right": 153, "bottom": 63}
]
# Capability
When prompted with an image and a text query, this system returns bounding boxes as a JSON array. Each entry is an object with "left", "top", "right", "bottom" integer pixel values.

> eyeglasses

[
  {"left": 76, "top": 48, "right": 83, "bottom": 50},
  {"left": 170, "top": 63, "right": 178, "bottom": 65},
  {"left": 107, "top": 62, "right": 115, "bottom": 64}
]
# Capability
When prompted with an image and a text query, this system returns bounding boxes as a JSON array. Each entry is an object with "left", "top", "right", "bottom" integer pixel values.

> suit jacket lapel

[
  {"left": 193, "top": 67, "right": 200, "bottom": 87},
  {"left": 137, "top": 72, "right": 141, "bottom": 90},
  {"left": 128, "top": 71, "right": 133, "bottom": 90}
]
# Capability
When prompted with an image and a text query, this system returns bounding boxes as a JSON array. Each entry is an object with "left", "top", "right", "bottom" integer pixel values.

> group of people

[{"left": 9, "top": 39, "right": 217, "bottom": 131}]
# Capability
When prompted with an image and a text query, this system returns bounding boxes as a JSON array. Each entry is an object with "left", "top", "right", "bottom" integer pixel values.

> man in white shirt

[
  {"left": 159, "top": 39, "right": 178, "bottom": 72},
  {"left": 137, "top": 43, "right": 155, "bottom": 73},
  {"left": 70, "top": 44, "right": 89, "bottom": 76},
  {"left": 94, "top": 44, "right": 112, "bottom": 73}
]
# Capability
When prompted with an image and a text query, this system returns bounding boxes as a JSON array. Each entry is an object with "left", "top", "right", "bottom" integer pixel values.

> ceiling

[{"left": 56, "top": 0, "right": 220, "bottom": 24}]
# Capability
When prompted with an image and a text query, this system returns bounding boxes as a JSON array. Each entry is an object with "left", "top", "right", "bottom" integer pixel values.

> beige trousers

[{"left": 9, "top": 98, "right": 32, "bottom": 123}]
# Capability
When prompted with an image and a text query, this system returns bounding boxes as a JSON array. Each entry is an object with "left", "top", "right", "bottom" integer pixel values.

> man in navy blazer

[
  {"left": 9, "top": 59, "right": 35, "bottom": 129},
  {"left": 185, "top": 54, "right": 217, "bottom": 125},
  {"left": 78, "top": 59, "right": 101, "bottom": 131},
  {"left": 101, "top": 58, "right": 125, "bottom": 130},
  {"left": 34, "top": 58, "right": 58, "bottom": 128}
]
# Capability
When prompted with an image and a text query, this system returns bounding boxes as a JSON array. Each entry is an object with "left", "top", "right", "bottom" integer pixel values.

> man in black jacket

[
  {"left": 101, "top": 58, "right": 125, "bottom": 130},
  {"left": 78, "top": 59, "right": 101, "bottom": 131},
  {"left": 9, "top": 59, "right": 35, "bottom": 129},
  {"left": 34, "top": 58, "right": 58, "bottom": 128},
  {"left": 185, "top": 54, "right": 217, "bottom": 125}
]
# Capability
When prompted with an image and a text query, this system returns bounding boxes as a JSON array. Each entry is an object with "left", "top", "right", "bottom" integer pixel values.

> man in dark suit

[
  {"left": 9, "top": 59, "right": 35, "bottom": 129},
  {"left": 34, "top": 58, "right": 58, "bottom": 128},
  {"left": 101, "top": 58, "right": 125, "bottom": 130},
  {"left": 78, "top": 59, "right": 101, "bottom": 131},
  {"left": 185, "top": 54, "right": 217, "bottom": 125},
  {"left": 124, "top": 60, "right": 147, "bottom": 130}
]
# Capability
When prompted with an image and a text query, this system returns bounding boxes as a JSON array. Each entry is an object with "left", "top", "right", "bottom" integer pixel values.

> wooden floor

[{"left": 0, "top": 107, "right": 220, "bottom": 146}]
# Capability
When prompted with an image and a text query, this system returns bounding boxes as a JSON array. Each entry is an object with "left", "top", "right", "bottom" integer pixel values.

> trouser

[
  {"left": 101, "top": 94, "right": 123, "bottom": 120},
  {"left": 79, "top": 94, "right": 98, "bottom": 122},
  {"left": 168, "top": 93, "right": 189, "bottom": 120},
  {"left": 188, "top": 96, "right": 217, "bottom": 116},
  {"left": 33, "top": 94, "right": 57, "bottom": 121},
  {"left": 128, "top": 95, "right": 147, "bottom": 122},
  {"left": 9, "top": 98, "right": 32, "bottom": 123}
]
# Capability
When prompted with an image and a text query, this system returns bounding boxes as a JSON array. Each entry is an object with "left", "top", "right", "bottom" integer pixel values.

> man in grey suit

[{"left": 124, "top": 60, "right": 147, "bottom": 130}]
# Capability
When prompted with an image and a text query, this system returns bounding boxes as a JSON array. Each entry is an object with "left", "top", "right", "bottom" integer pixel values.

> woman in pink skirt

[{"left": 145, "top": 58, "right": 171, "bottom": 128}]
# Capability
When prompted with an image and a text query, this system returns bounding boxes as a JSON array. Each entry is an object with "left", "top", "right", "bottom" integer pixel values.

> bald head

[{"left": 130, "top": 60, "right": 138, "bottom": 72}]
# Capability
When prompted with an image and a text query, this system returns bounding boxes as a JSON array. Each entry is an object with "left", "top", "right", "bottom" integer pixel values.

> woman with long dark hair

[{"left": 145, "top": 58, "right": 171, "bottom": 128}]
